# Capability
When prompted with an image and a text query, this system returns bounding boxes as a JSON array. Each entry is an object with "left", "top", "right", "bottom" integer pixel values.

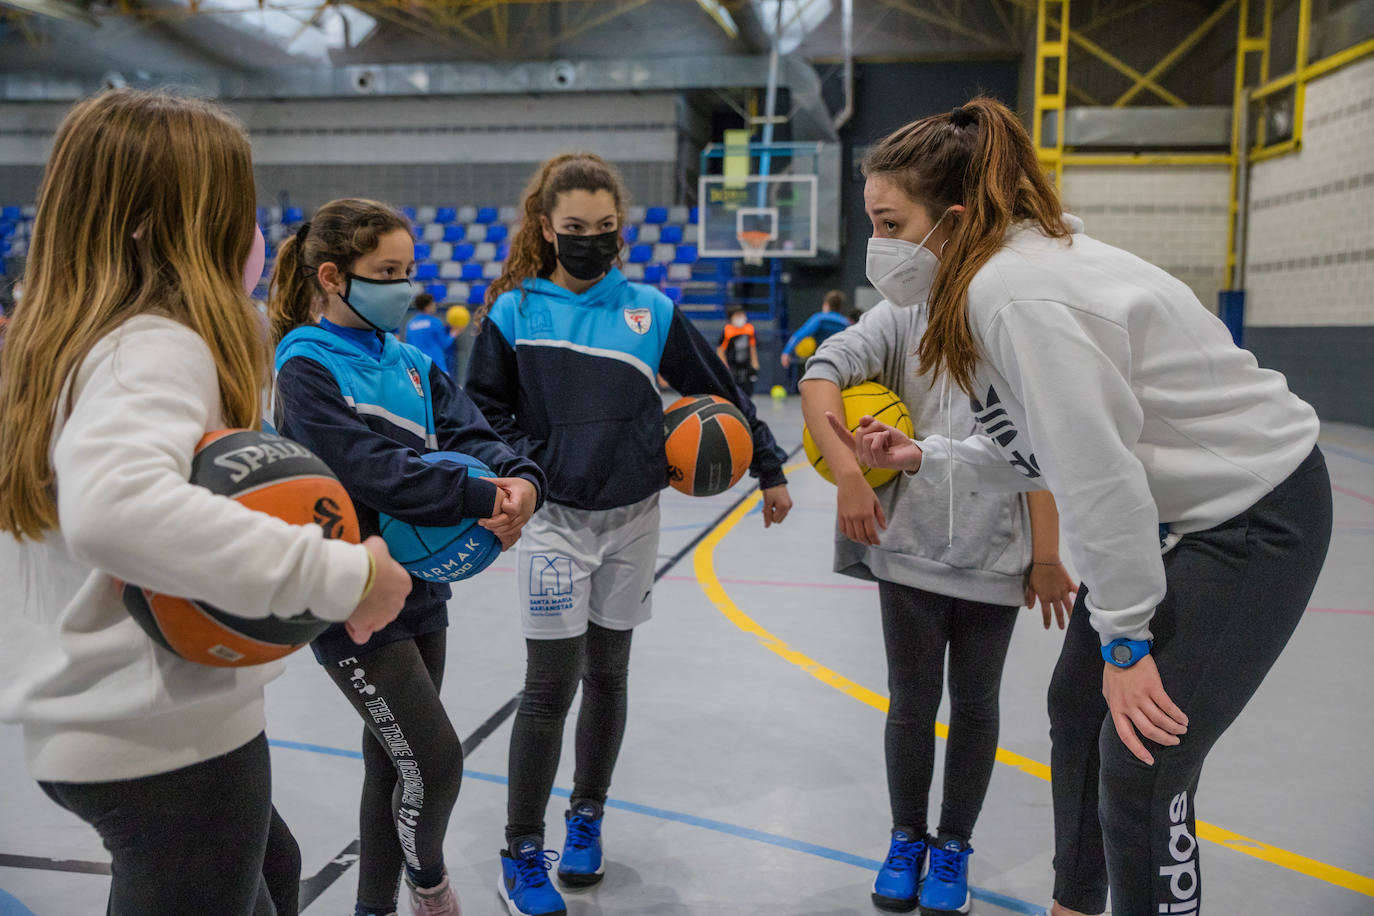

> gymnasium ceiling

[{"left": 0, "top": 0, "right": 1348, "bottom": 113}]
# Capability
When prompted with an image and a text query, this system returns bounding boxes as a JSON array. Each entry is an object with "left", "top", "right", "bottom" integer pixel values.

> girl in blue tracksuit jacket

[
  {"left": 465, "top": 154, "right": 793, "bottom": 916},
  {"left": 268, "top": 198, "right": 547, "bottom": 916}
]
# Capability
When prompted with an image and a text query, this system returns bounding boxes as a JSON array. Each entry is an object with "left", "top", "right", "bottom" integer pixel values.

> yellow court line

[{"left": 692, "top": 478, "right": 1374, "bottom": 900}]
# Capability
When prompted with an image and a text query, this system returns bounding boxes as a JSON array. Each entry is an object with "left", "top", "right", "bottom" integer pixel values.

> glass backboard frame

[{"left": 697, "top": 174, "right": 819, "bottom": 259}]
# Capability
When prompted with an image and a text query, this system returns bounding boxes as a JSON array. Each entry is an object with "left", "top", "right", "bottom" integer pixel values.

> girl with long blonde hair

[
  {"left": 466, "top": 153, "right": 794, "bottom": 916},
  {"left": 0, "top": 89, "right": 409, "bottom": 915},
  {"left": 830, "top": 98, "right": 1329, "bottom": 916}
]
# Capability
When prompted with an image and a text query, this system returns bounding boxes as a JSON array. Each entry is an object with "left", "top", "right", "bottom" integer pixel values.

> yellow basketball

[
  {"left": 794, "top": 336, "right": 817, "bottom": 359},
  {"left": 802, "top": 381, "right": 913, "bottom": 488},
  {"left": 446, "top": 305, "right": 471, "bottom": 330}
]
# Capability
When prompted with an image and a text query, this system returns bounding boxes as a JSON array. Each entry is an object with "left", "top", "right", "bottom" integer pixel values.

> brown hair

[
  {"left": 0, "top": 89, "right": 266, "bottom": 541},
  {"left": 863, "top": 97, "right": 1070, "bottom": 393},
  {"left": 267, "top": 198, "right": 411, "bottom": 345},
  {"left": 482, "top": 153, "right": 629, "bottom": 316},
  {"left": 822, "top": 289, "right": 847, "bottom": 311}
]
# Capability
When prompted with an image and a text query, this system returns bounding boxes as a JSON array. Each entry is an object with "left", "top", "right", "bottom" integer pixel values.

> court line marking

[
  {"left": 266, "top": 742, "right": 1047, "bottom": 916},
  {"left": 1331, "top": 483, "right": 1374, "bottom": 506},
  {"left": 693, "top": 468, "right": 1374, "bottom": 900}
]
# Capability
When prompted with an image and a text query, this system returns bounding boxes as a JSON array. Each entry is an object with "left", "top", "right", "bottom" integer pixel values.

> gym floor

[{"left": 2, "top": 399, "right": 1371, "bottom": 916}]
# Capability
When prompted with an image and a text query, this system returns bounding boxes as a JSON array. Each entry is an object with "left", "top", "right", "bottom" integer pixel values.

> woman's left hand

[
  {"left": 761, "top": 485, "right": 793, "bottom": 528},
  {"left": 1102, "top": 656, "right": 1189, "bottom": 766},
  {"left": 1025, "top": 561, "right": 1077, "bottom": 629}
]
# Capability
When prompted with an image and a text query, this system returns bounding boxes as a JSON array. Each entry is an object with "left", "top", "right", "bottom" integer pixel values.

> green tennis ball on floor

[{"left": 770, "top": 385, "right": 787, "bottom": 400}]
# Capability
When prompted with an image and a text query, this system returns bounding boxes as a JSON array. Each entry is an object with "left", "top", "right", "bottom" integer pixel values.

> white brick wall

[
  {"left": 1246, "top": 55, "right": 1374, "bottom": 327},
  {"left": 1061, "top": 166, "right": 1232, "bottom": 312}
]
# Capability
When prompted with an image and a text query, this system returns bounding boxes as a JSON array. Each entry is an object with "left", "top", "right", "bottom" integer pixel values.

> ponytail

[
  {"left": 482, "top": 153, "right": 629, "bottom": 322},
  {"left": 864, "top": 97, "right": 1069, "bottom": 394},
  {"left": 267, "top": 227, "right": 313, "bottom": 346},
  {"left": 266, "top": 200, "right": 410, "bottom": 347}
]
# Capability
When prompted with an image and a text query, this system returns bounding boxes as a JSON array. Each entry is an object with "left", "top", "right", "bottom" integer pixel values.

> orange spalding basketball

[
  {"left": 119, "top": 429, "right": 360, "bottom": 668},
  {"left": 664, "top": 395, "right": 753, "bottom": 497}
]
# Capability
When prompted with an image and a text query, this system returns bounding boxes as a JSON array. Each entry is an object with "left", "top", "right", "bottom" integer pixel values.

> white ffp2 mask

[{"left": 864, "top": 211, "right": 950, "bottom": 307}]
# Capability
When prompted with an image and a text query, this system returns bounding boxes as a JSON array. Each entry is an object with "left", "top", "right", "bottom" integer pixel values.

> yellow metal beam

[
  {"left": 1114, "top": 0, "right": 1235, "bottom": 106},
  {"left": 1069, "top": 26, "right": 1188, "bottom": 107},
  {"left": 1032, "top": 0, "right": 1068, "bottom": 186}
]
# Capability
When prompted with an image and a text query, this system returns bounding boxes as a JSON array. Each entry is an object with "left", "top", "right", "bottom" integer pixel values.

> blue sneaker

[
  {"left": 557, "top": 799, "right": 605, "bottom": 888},
  {"left": 919, "top": 836, "right": 973, "bottom": 915},
  {"left": 498, "top": 837, "right": 567, "bottom": 916},
  {"left": 871, "top": 828, "right": 928, "bottom": 912}
]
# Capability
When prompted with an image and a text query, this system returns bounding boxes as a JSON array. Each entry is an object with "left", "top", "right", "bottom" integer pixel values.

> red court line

[
  {"left": 1308, "top": 607, "right": 1374, "bottom": 617},
  {"left": 1332, "top": 484, "right": 1374, "bottom": 506}
]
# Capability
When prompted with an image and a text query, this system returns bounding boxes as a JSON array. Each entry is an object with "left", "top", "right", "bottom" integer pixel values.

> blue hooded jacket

[
  {"left": 274, "top": 319, "right": 545, "bottom": 661},
  {"left": 466, "top": 269, "right": 787, "bottom": 511}
]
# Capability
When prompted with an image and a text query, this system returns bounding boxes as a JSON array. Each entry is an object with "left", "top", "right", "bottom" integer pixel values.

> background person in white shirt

[
  {"left": 829, "top": 97, "right": 1331, "bottom": 916},
  {"left": 0, "top": 89, "right": 410, "bottom": 916}
]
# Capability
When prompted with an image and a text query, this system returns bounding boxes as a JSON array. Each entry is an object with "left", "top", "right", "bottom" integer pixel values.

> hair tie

[
  {"left": 950, "top": 106, "right": 977, "bottom": 128},
  {"left": 294, "top": 221, "right": 312, "bottom": 247}
]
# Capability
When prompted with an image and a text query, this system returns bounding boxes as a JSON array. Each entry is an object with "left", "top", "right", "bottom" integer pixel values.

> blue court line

[
  {"left": 0, "top": 890, "right": 37, "bottom": 916},
  {"left": 1321, "top": 443, "right": 1374, "bottom": 468},
  {"left": 268, "top": 739, "right": 1046, "bottom": 915}
]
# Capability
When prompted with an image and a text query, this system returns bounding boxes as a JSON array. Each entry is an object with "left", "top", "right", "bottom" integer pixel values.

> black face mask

[{"left": 555, "top": 229, "right": 621, "bottom": 281}]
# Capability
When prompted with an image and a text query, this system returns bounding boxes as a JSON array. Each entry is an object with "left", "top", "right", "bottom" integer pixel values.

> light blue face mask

[{"left": 342, "top": 274, "right": 415, "bottom": 333}]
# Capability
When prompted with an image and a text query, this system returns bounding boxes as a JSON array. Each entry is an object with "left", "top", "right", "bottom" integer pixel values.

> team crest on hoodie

[{"left": 624, "top": 307, "right": 652, "bottom": 335}]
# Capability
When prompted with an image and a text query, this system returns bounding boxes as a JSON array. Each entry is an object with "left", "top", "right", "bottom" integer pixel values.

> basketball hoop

[{"left": 738, "top": 230, "right": 771, "bottom": 266}]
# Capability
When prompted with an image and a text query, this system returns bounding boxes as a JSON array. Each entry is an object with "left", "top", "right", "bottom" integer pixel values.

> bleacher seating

[{"left": 1, "top": 198, "right": 727, "bottom": 315}]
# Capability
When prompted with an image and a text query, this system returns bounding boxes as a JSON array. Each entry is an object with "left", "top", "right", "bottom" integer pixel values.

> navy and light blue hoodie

[
  {"left": 466, "top": 268, "right": 787, "bottom": 511},
  {"left": 274, "top": 318, "right": 546, "bottom": 663}
]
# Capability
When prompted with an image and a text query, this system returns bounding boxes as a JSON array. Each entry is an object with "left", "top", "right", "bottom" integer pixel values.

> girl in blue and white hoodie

[
  {"left": 466, "top": 154, "right": 792, "bottom": 916},
  {"left": 269, "top": 198, "right": 547, "bottom": 916}
]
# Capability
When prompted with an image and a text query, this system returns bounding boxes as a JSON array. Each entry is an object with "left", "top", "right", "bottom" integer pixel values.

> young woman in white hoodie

[
  {"left": 829, "top": 98, "right": 1330, "bottom": 916},
  {"left": 0, "top": 89, "right": 410, "bottom": 916}
]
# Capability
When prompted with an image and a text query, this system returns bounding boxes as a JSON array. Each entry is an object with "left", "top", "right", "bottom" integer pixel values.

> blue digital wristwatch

[{"left": 1101, "top": 638, "right": 1152, "bottom": 668}]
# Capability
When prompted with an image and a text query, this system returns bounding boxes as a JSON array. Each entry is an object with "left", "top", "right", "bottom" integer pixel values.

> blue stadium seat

[
  {"left": 485, "top": 224, "right": 509, "bottom": 244},
  {"left": 644, "top": 206, "right": 668, "bottom": 224},
  {"left": 444, "top": 225, "right": 467, "bottom": 244},
  {"left": 628, "top": 244, "right": 653, "bottom": 264},
  {"left": 452, "top": 243, "right": 475, "bottom": 262},
  {"left": 475, "top": 207, "right": 499, "bottom": 224},
  {"left": 414, "top": 264, "right": 439, "bottom": 281},
  {"left": 435, "top": 206, "right": 457, "bottom": 224},
  {"left": 462, "top": 263, "right": 483, "bottom": 281},
  {"left": 643, "top": 264, "right": 665, "bottom": 284},
  {"left": 688, "top": 206, "right": 699, "bottom": 225},
  {"left": 283, "top": 206, "right": 304, "bottom": 224},
  {"left": 497, "top": 243, "right": 511, "bottom": 261},
  {"left": 2, "top": 205, "right": 22, "bottom": 221},
  {"left": 425, "top": 283, "right": 447, "bottom": 301},
  {"left": 659, "top": 225, "right": 684, "bottom": 244},
  {"left": 402, "top": 206, "right": 417, "bottom": 221},
  {"left": 467, "top": 284, "right": 488, "bottom": 305},
  {"left": 0, "top": 221, "right": 13, "bottom": 239},
  {"left": 413, "top": 243, "right": 431, "bottom": 261},
  {"left": 412, "top": 226, "right": 424, "bottom": 240},
  {"left": 623, "top": 225, "right": 639, "bottom": 243},
  {"left": 664, "top": 286, "right": 684, "bottom": 304},
  {"left": 674, "top": 245, "right": 699, "bottom": 264}
]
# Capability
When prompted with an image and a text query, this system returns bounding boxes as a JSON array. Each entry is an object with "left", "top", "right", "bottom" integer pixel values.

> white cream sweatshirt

[
  {"left": 914, "top": 217, "right": 1319, "bottom": 645},
  {"left": 0, "top": 315, "right": 371, "bottom": 782}
]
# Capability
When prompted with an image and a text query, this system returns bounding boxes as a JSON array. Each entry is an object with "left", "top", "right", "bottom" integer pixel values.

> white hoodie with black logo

[{"left": 914, "top": 216, "right": 1319, "bottom": 645}]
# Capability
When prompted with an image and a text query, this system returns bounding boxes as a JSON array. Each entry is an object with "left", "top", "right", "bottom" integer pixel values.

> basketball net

[{"left": 738, "top": 230, "right": 770, "bottom": 267}]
